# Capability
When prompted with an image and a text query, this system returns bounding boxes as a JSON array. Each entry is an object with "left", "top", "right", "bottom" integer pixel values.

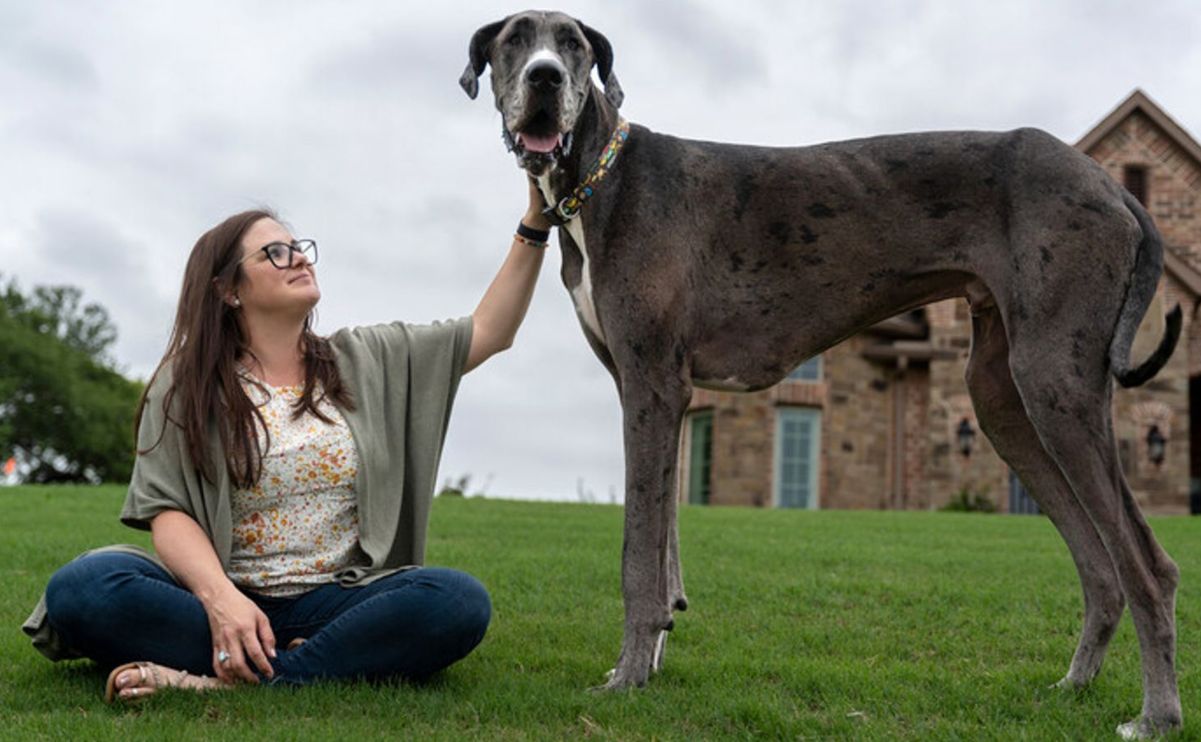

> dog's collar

[{"left": 542, "top": 118, "right": 630, "bottom": 226}]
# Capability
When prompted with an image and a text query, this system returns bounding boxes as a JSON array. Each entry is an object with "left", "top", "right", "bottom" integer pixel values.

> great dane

[{"left": 460, "top": 11, "right": 1184, "bottom": 738}]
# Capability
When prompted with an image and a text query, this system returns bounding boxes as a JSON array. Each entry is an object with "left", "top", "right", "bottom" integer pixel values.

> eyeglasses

[{"left": 240, "top": 239, "right": 319, "bottom": 269}]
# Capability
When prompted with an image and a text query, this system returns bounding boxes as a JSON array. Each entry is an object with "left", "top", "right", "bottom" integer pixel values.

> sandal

[{"left": 104, "top": 661, "right": 222, "bottom": 703}]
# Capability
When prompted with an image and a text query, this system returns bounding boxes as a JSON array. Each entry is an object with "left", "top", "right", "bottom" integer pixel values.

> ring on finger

[{"left": 217, "top": 649, "right": 231, "bottom": 664}]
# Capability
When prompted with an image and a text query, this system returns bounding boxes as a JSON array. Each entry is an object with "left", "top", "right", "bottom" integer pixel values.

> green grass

[{"left": 1, "top": 486, "right": 1199, "bottom": 740}]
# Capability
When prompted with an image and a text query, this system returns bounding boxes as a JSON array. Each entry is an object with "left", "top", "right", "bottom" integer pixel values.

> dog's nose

[{"left": 526, "top": 61, "right": 564, "bottom": 90}]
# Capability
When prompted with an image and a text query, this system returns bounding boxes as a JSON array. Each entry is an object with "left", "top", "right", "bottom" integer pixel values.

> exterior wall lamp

[
  {"left": 957, "top": 418, "right": 976, "bottom": 458},
  {"left": 1146, "top": 424, "right": 1167, "bottom": 466}
]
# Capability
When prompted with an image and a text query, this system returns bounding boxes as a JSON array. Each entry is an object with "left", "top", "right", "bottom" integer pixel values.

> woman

[{"left": 29, "top": 180, "right": 553, "bottom": 700}]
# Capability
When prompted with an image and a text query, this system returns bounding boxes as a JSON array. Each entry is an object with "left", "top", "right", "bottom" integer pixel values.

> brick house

[{"left": 680, "top": 90, "right": 1201, "bottom": 514}]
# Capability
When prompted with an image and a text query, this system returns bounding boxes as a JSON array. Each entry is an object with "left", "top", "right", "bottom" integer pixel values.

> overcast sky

[{"left": 3, "top": 1, "right": 1199, "bottom": 501}]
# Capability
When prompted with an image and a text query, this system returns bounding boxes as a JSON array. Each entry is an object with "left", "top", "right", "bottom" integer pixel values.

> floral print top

[{"left": 227, "top": 377, "right": 366, "bottom": 596}]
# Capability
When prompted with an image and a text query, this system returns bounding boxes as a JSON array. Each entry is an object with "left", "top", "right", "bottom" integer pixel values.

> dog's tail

[{"left": 1109, "top": 191, "right": 1182, "bottom": 388}]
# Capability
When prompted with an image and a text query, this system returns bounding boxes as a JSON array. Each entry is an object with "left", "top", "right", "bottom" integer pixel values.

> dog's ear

[
  {"left": 460, "top": 19, "right": 505, "bottom": 100},
  {"left": 579, "top": 21, "right": 623, "bottom": 109}
]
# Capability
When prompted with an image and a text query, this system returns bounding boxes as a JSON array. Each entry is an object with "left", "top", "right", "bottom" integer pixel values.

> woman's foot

[{"left": 104, "top": 661, "right": 226, "bottom": 703}]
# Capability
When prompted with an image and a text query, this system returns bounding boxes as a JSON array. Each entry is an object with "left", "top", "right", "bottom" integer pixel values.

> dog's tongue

[{"left": 517, "top": 132, "right": 562, "bottom": 153}]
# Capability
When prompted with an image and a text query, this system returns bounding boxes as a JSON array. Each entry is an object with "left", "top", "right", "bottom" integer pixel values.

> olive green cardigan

[{"left": 24, "top": 317, "right": 473, "bottom": 660}]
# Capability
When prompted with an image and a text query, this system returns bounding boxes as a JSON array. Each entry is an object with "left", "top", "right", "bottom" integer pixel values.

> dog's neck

[{"left": 543, "top": 86, "right": 622, "bottom": 205}]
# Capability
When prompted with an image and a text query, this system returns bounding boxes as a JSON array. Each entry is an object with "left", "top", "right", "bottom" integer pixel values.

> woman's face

[{"left": 234, "top": 217, "right": 321, "bottom": 318}]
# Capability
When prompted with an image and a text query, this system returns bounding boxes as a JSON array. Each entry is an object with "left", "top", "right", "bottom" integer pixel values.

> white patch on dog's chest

[
  {"left": 538, "top": 175, "right": 606, "bottom": 346},
  {"left": 565, "top": 220, "right": 607, "bottom": 344}
]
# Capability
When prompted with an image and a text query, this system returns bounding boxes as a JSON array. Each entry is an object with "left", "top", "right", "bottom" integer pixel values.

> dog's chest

[{"left": 538, "top": 177, "right": 607, "bottom": 346}]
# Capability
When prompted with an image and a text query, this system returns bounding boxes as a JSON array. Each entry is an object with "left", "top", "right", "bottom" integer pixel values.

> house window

[
  {"left": 1124, "top": 165, "right": 1148, "bottom": 206},
  {"left": 687, "top": 410, "right": 713, "bottom": 505},
  {"left": 775, "top": 407, "right": 821, "bottom": 509},
  {"left": 1008, "top": 471, "right": 1040, "bottom": 515},
  {"left": 787, "top": 356, "right": 823, "bottom": 382}
]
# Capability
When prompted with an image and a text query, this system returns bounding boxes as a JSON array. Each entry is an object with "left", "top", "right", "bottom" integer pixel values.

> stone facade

[
  {"left": 1082, "top": 92, "right": 1201, "bottom": 512},
  {"left": 680, "top": 90, "right": 1201, "bottom": 514}
]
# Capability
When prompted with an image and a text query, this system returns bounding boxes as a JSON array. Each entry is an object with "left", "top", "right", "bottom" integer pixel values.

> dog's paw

[
  {"left": 1116, "top": 714, "right": 1182, "bottom": 740},
  {"left": 589, "top": 666, "right": 647, "bottom": 692},
  {"left": 591, "top": 623, "right": 671, "bottom": 691},
  {"left": 1050, "top": 675, "right": 1086, "bottom": 691},
  {"left": 591, "top": 645, "right": 657, "bottom": 692},
  {"left": 1116, "top": 719, "right": 1147, "bottom": 740}
]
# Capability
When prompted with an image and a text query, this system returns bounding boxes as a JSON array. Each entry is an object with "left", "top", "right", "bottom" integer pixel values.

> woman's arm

[
  {"left": 464, "top": 178, "right": 552, "bottom": 373},
  {"left": 151, "top": 510, "right": 275, "bottom": 684}
]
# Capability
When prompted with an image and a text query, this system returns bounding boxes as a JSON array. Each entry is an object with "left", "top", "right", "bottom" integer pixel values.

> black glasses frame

[{"left": 240, "top": 239, "right": 319, "bottom": 269}]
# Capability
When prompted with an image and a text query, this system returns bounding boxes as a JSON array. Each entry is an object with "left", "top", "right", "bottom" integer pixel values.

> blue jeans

[{"left": 43, "top": 552, "right": 491, "bottom": 684}]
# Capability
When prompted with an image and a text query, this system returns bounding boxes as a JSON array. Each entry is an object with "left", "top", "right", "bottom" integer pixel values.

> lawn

[{"left": 2, "top": 485, "right": 1199, "bottom": 740}]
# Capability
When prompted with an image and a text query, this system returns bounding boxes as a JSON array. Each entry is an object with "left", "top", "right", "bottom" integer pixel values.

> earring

[{"left": 232, "top": 297, "right": 241, "bottom": 308}]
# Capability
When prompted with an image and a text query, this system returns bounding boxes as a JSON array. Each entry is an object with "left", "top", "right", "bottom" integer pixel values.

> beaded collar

[{"left": 541, "top": 118, "right": 631, "bottom": 226}]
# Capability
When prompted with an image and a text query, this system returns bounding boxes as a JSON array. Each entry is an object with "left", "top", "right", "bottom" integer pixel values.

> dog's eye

[
  {"left": 505, "top": 34, "right": 523, "bottom": 47},
  {"left": 562, "top": 37, "right": 581, "bottom": 51}
]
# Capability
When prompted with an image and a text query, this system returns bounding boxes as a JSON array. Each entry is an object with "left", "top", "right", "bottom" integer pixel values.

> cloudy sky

[{"left": 3, "top": 1, "right": 1199, "bottom": 501}]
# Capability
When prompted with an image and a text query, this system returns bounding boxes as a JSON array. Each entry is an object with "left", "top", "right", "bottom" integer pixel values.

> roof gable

[
  {"left": 1076, "top": 89, "right": 1201, "bottom": 169},
  {"left": 1164, "top": 248, "right": 1201, "bottom": 299}
]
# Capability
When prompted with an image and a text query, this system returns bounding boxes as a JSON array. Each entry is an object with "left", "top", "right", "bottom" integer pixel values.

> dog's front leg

[{"left": 599, "top": 378, "right": 691, "bottom": 690}]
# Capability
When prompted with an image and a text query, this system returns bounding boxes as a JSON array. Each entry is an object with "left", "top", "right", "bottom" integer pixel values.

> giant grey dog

[{"left": 461, "top": 11, "right": 1184, "bottom": 738}]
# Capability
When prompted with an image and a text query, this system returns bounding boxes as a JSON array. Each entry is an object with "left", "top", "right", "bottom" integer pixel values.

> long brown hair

[{"left": 135, "top": 209, "right": 354, "bottom": 488}]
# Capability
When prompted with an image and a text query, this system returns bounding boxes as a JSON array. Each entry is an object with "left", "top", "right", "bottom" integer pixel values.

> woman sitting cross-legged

[{"left": 26, "top": 178, "right": 552, "bottom": 700}]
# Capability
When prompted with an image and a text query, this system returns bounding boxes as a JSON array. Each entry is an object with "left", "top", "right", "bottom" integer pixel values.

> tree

[{"left": 0, "top": 276, "right": 143, "bottom": 483}]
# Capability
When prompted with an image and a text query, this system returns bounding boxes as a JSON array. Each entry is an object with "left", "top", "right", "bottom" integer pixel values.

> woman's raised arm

[{"left": 464, "top": 178, "right": 552, "bottom": 373}]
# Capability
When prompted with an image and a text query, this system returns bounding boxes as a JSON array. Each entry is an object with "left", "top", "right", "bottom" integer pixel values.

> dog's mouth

[
  {"left": 516, "top": 130, "right": 564, "bottom": 153},
  {"left": 507, "top": 109, "right": 572, "bottom": 170}
]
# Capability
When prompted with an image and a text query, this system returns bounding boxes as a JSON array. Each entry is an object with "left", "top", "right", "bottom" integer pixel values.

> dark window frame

[
  {"left": 687, "top": 410, "right": 714, "bottom": 505},
  {"left": 1124, "top": 165, "right": 1149, "bottom": 206}
]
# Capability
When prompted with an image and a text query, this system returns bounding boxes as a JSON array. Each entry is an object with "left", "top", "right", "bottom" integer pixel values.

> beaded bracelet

[{"left": 514, "top": 233, "right": 549, "bottom": 248}]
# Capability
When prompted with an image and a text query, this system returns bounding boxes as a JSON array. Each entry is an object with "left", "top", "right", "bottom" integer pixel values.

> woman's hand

[
  {"left": 149, "top": 510, "right": 278, "bottom": 685},
  {"left": 524, "top": 177, "right": 552, "bottom": 231},
  {"left": 200, "top": 584, "right": 277, "bottom": 684}
]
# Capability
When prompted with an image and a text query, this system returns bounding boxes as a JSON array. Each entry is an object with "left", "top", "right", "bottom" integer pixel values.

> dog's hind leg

[
  {"left": 1004, "top": 314, "right": 1181, "bottom": 738},
  {"left": 965, "top": 302, "right": 1124, "bottom": 687},
  {"left": 600, "top": 374, "right": 692, "bottom": 690}
]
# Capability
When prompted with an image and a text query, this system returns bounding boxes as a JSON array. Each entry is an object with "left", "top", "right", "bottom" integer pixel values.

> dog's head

[{"left": 460, "top": 10, "right": 623, "bottom": 176}]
